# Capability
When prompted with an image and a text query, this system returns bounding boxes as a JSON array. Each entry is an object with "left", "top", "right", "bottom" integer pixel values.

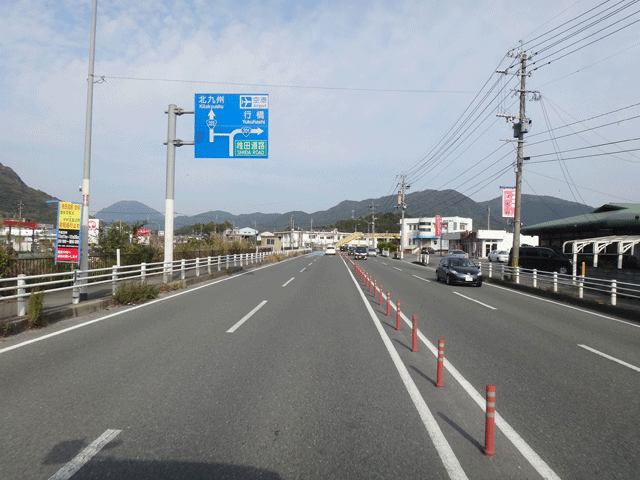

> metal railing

[
  {"left": 1, "top": 249, "right": 310, "bottom": 318},
  {"left": 478, "top": 262, "right": 640, "bottom": 306}
]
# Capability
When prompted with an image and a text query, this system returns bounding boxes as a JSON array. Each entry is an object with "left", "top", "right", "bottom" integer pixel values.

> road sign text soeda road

[{"left": 194, "top": 94, "right": 269, "bottom": 159}]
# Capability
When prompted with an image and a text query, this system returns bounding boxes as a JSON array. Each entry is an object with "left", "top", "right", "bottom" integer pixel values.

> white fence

[
  {"left": 416, "top": 254, "right": 640, "bottom": 306},
  {"left": 1, "top": 249, "right": 310, "bottom": 318}
]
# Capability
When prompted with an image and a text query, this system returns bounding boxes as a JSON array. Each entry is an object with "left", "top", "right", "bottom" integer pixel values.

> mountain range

[{"left": 1, "top": 161, "right": 594, "bottom": 232}]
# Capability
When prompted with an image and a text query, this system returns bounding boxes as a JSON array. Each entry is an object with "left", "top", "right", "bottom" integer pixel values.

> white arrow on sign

[{"left": 206, "top": 110, "right": 217, "bottom": 142}]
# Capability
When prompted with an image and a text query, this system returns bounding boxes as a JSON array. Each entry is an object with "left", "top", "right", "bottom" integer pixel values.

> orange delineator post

[
  {"left": 484, "top": 385, "right": 496, "bottom": 456},
  {"left": 379, "top": 284, "right": 383, "bottom": 306},
  {"left": 373, "top": 280, "right": 377, "bottom": 298},
  {"left": 386, "top": 291, "right": 391, "bottom": 316},
  {"left": 436, "top": 339, "right": 445, "bottom": 388},
  {"left": 411, "top": 315, "right": 418, "bottom": 352},
  {"left": 396, "top": 301, "right": 401, "bottom": 331}
]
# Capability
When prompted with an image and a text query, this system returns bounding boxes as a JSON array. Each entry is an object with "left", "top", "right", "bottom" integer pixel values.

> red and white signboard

[
  {"left": 435, "top": 215, "right": 442, "bottom": 236},
  {"left": 502, "top": 189, "right": 516, "bottom": 218}
]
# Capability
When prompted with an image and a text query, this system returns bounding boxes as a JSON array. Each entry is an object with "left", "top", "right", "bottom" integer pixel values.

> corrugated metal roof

[{"left": 521, "top": 203, "right": 640, "bottom": 235}]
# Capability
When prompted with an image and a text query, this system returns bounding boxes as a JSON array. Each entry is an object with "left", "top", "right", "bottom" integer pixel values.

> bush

[
  {"left": 112, "top": 282, "right": 159, "bottom": 306},
  {"left": 27, "top": 289, "right": 46, "bottom": 328}
]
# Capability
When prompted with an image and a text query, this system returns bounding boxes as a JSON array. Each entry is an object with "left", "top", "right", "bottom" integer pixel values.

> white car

[
  {"left": 488, "top": 250, "right": 508, "bottom": 262},
  {"left": 325, "top": 246, "right": 336, "bottom": 255},
  {"left": 367, "top": 248, "right": 377, "bottom": 257}
]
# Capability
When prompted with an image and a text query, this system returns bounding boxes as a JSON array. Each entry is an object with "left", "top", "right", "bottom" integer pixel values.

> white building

[
  {"left": 400, "top": 216, "right": 473, "bottom": 252},
  {"left": 440, "top": 229, "right": 539, "bottom": 258}
]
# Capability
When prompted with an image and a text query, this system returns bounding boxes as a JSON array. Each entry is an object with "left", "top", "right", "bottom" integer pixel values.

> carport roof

[{"left": 521, "top": 203, "right": 640, "bottom": 235}]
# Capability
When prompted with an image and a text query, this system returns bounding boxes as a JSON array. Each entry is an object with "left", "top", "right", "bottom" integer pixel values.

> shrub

[
  {"left": 158, "top": 281, "right": 185, "bottom": 293},
  {"left": 27, "top": 289, "right": 46, "bottom": 328},
  {"left": 112, "top": 282, "right": 159, "bottom": 306}
]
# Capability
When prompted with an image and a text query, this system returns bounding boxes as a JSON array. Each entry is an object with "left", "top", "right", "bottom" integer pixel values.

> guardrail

[
  {"left": 415, "top": 254, "right": 640, "bottom": 306},
  {"left": 1, "top": 249, "right": 310, "bottom": 318},
  {"left": 479, "top": 262, "right": 640, "bottom": 306}
]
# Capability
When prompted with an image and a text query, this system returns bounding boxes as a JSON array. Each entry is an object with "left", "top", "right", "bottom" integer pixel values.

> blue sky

[{"left": 1, "top": 0, "right": 639, "bottom": 218}]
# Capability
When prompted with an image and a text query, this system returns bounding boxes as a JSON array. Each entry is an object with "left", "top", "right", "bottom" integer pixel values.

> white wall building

[{"left": 400, "top": 216, "right": 473, "bottom": 252}]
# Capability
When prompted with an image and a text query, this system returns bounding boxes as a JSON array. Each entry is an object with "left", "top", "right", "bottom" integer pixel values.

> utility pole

[
  {"left": 497, "top": 47, "right": 535, "bottom": 267},
  {"left": 487, "top": 206, "right": 490, "bottom": 230},
  {"left": 396, "top": 175, "right": 410, "bottom": 259},
  {"left": 17, "top": 201, "right": 25, "bottom": 221},
  {"left": 369, "top": 203, "right": 377, "bottom": 248}
]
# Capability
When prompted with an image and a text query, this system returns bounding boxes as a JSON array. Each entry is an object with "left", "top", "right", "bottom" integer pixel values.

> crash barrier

[
  {"left": 355, "top": 260, "right": 501, "bottom": 456},
  {"left": 480, "top": 262, "right": 640, "bottom": 306},
  {"left": 1, "top": 249, "right": 311, "bottom": 318}
]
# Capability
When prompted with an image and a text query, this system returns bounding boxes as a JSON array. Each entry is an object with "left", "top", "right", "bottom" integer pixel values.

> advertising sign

[
  {"left": 88, "top": 218, "right": 100, "bottom": 245},
  {"left": 56, "top": 202, "right": 82, "bottom": 263},
  {"left": 194, "top": 94, "right": 269, "bottom": 159},
  {"left": 502, "top": 189, "right": 516, "bottom": 218},
  {"left": 435, "top": 215, "right": 442, "bottom": 237}
]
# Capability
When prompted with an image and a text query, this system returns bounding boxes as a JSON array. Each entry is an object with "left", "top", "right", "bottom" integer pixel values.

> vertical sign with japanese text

[
  {"left": 435, "top": 215, "right": 442, "bottom": 237},
  {"left": 502, "top": 189, "right": 516, "bottom": 218},
  {"left": 56, "top": 202, "right": 82, "bottom": 263}
]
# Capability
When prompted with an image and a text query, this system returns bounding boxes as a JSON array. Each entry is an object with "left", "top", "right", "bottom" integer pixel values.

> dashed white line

[
  {"left": 381, "top": 262, "right": 388, "bottom": 265},
  {"left": 48, "top": 429, "right": 121, "bottom": 480},
  {"left": 227, "top": 300, "right": 268, "bottom": 333},
  {"left": 453, "top": 291, "right": 497, "bottom": 310},
  {"left": 300, "top": 267, "right": 307, "bottom": 273},
  {"left": 578, "top": 344, "right": 640, "bottom": 373},
  {"left": 393, "top": 267, "right": 403, "bottom": 271},
  {"left": 282, "top": 277, "right": 295, "bottom": 287},
  {"left": 413, "top": 274, "right": 430, "bottom": 283}
]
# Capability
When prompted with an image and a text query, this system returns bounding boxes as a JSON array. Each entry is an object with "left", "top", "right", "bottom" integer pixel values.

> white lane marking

[
  {"left": 0, "top": 255, "right": 303, "bottom": 355},
  {"left": 381, "top": 262, "right": 388, "bottom": 265},
  {"left": 375, "top": 280, "right": 561, "bottom": 479},
  {"left": 453, "top": 291, "right": 497, "bottom": 310},
  {"left": 227, "top": 300, "right": 268, "bottom": 333},
  {"left": 343, "top": 260, "right": 468, "bottom": 479},
  {"left": 282, "top": 277, "right": 295, "bottom": 287},
  {"left": 578, "top": 344, "right": 640, "bottom": 373},
  {"left": 486, "top": 283, "right": 640, "bottom": 328},
  {"left": 300, "top": 267, "right": 307, "bottom": 273},
  {"left": 393, "top": 267, "right": 403, "bottom": 271},
  {"left": 48, "top": 429, "right": 121, "bottom": 480},
  {"left": 413, "top": 274, "right": 431, "bottom": 283}
]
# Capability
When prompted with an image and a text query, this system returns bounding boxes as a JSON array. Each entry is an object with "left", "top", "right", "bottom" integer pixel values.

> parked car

[
  {"left": 367, "top": 248, "right": 377, "bottom": 257},
  {"left": 354, "top": 246, "right": 368, "bottom": 260},
  {"left": 435, "top": 256, "right": 483, "bottom": 286},
  {"left": 509, "top": 246, "right": 572, "bottom": 274},
  {"left": 325, "top": 246, "right": 336, "bottom": 255},
  {"left": 420, "top": 247, "right": 435, "bottom": 254},
  {"left": 448, "top": 249, "right": 468, "bottom": 258},
  {"left": 488, "top": 250, "right": 509, "bottom": 262}
]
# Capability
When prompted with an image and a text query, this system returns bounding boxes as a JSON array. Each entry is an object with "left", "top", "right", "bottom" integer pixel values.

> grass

[{"left": 112, "top": 281, "right": 159, "bottom": 306}]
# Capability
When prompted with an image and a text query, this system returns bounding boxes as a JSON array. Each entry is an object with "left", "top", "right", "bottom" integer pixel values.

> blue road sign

[{"left": 194, "top": 94, "right": 269, "bottom": 159}]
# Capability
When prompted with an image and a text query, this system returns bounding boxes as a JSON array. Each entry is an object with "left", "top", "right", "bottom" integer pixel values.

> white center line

[
  {"left": 300, "top": 267, "right": 306, "bottom": 272},
  {"left": 578, "top": 344, "right": 640, "bottom": 373},
  {"left": 48, "top": 429, "right": 121, "bottom": 480},
  {"left": 413, "top": 274, "right": 430, "bottom": 283},
  {"left": 393, "top": 267, "right": 402, "bottom": 271},
  {"left": 453, "top": 291, "right": 497, "bottom": 310},
  {"left": 381, "top": 262, "right": 388, "bottom": 265},
  {"left": 282, "top": 277, "right": 295, "bottom": 287},
  {"left": 227, "top": 300, "right": 268, "bottom": 333}
]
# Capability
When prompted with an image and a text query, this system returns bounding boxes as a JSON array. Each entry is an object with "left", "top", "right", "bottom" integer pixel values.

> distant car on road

[
  {"left": 367, "top": 248, "right": 377, "bottom": 257},
  {"left": 448, "top": 249, "right": 468, "bottom": 258},
  {"left": 348, "top": 246, "right": 356, "bottom": 256},
  {"left": 354, "top": 246, "right": 368, "bottom": 260},
  {"left": 435, "top": 257, "right": 483, "bottom": 286},
  {"left": 421, "top": 247, "right": 435, "bottom": 255},
  {"left": 488, "top": 250, "right": 509, "bottom": 262},
  {"left": 325, "top": 246, "right": 336, "bottom": 255}
]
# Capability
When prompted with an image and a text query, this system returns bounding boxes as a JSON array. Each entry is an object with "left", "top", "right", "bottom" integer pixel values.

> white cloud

[{"left": 1, "top": 0, "right": 639, "bottom": 218}]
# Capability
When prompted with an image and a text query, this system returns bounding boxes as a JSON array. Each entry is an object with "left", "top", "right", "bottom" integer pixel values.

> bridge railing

[{"left": 1, "top": 249, "right": 310, "bottom": 319}]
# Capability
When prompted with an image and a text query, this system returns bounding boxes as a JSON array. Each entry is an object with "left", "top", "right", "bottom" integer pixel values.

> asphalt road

[{"left": 1, "top": 252, "right": 638, "bottom": 479}]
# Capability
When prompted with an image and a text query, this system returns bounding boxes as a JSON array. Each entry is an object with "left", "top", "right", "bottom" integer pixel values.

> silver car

[{"left": 488, "top": 250, "right": 508, "bottom": 262}]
